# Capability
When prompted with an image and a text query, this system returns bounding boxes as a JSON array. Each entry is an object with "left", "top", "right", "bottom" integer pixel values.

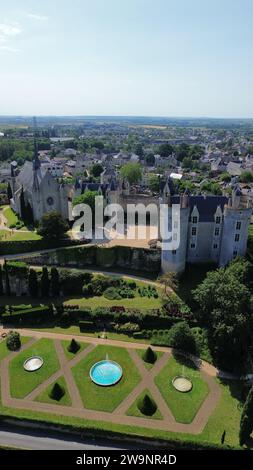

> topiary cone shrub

[
  {"left": 67, "top": 338, "right": 80, "bottom": 354},
  {"left": 6, "top": 330, "right": 21, "bottom": 351},
  {"left": 137, "top": 394, "right": 157, "bottom": 416},
  {"left": 49, "top": 382, "right": 65, "bottom": 401},
  {"left": 142, "top": 346, "right": 157, "bottom": 364}
]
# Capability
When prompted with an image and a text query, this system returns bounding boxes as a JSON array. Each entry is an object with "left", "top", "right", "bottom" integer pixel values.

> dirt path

[{"left": 0, "top": 330, "right": 222, "bottom": 435}]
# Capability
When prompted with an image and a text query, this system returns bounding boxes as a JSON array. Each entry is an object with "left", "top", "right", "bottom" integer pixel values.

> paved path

[
  {"left": 0, "top": 329, "right": 222, "bottom": 436},
  {"left": 0, "top": 425, "right": 134, "bottom": 450}
]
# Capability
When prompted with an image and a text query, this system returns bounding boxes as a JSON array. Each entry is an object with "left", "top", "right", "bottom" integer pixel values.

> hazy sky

[{"left": 0, "top": 0, "right": 253, "bottom": 117}]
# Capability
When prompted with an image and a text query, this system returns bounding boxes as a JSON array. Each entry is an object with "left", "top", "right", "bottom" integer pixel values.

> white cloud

[
  {"left": 0, "top": 23, "right": 21, "bottom": 36},
  {"left": 0, "top": 45, "right": 20, "bottom": 53},
  {"left": 27, "top": 13, "right": 48, "bottom": 21}
]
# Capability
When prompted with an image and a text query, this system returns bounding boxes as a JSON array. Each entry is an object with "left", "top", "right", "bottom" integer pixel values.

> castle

[
  {"left": 10, "top": 147, "right": 252, "bottom": 274},
  {"left": 161, "top": 180, "right": 252, "bottom": 273}
]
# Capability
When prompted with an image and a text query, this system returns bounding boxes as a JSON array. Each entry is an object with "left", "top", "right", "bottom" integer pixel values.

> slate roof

[
  {"left": 170, "top": 195, "right": 229, "bottom": 222},
  {"left": 16, "top": 161, "right": 48, "bottom": 192}
]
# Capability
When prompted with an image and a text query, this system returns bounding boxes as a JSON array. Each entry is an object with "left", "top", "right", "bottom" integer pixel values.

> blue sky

[{"left": 0, "top": 0, "right": 253, "bottom": 117}]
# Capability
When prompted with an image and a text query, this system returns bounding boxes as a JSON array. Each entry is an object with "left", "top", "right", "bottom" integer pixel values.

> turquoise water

[{"left": 90, "top": 360, "right": 123, "bottom": 386}]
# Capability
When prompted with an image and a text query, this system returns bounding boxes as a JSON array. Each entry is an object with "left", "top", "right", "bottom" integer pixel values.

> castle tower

[
  {"left": 219, "top": 188, "right": 252, "bottom": 266},
  {"left": 161, "top": 201, "right": 190, "bottom": 274}
]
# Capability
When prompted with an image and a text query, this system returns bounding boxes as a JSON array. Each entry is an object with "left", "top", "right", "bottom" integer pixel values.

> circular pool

[
  {"left": 23, "top": 356, "right": 44, "bottom": 372},
  {"left": 172, "top": 376, "right": 192, "bottom": 393},
  {"left": 90, "top": 360, "right": 123, "bottom": 386}
]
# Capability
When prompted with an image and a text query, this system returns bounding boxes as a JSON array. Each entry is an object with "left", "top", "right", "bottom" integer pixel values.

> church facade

[{"left": 10, "top": 147, "right": 70, "bottom": 223}]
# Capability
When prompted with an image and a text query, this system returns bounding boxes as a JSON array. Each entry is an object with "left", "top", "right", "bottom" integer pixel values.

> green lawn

[
  {"left": 0, "top": 336, "right": 31, "bottom": 362},
  {"left": 61, "top": 339, "right": 89, "bottom": 361},
  {"left": 0, "top": 228, "right": 41, "bottom": 241},
  {"left": 126, "top": 389, "right": 163, "bottom": 420},
  {"left": 64, "top": 294, "right": 162, "bottom": 310},
  {"left": 9, "top": 339, "right": 60, "bottom": 399},
  {"left": 33, "top": 325, "right": 150, "bottom": 344},
  {"left": 3, "top": 207, "right": 19, "bottom": 227},
  {"left": 155, "top": 353, "right": 209, "bottom": 424},
  {"left": 34, "top": 376, "right": 72, "bottom": 407},
  {"left": 72, "top": 345, "right": 141, "bottom": 412},
  {"left": 135, "top": 348, "right": 163, "bottom": 369}
]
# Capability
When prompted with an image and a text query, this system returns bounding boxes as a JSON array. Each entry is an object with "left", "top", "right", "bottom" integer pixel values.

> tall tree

[
  {"left": 120, "top": 163, "right": 142, "bottom": 184},
  {"left": 7, "top": 182, "right": 12, "bottom": 201},
  {"left": 28, "top": 268, "right": 38, "bottom": 297},
  {"left": 91, "top": 163, "right": 104, "bottom": 178},
  {"left": 38, "top": 211, "right": 68, "bottom": 241},
  {"left": 193, "top": 259, "right": 252, "bottom": 372},
  {"left": 4, "top": 260, "right": 10, "bottom": 296},
  {"left": 0, "top": 265, "right": 3, "bottom": 296},
  {"left": 41, "top": 266, "right": 50, "bottom": 298},
  {"left": 51, "top": 267, "right": 60, "bottom": 296},
  {"left": 20, "top": 186, "right": 26, "bottom": 221},
  {"left": 158, "top": 272, "right": 178, "bottom": 295}
]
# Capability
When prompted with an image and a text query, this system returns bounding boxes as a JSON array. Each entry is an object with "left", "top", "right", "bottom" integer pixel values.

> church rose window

[{"left": 47, "top": 196, "right": 54, "bottom": 206}]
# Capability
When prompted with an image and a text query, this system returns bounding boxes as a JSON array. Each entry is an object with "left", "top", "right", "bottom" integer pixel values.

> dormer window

[
  {"left": 215, "top": 216, "right": 221, "bottom": 224},
  {"left": 192, "top": 216, "right": 198, "bottom": 224}
]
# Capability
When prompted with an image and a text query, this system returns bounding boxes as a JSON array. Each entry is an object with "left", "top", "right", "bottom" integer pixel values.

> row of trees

[{"left": 28, "top": 267, "right": 60, "bottom": 298}]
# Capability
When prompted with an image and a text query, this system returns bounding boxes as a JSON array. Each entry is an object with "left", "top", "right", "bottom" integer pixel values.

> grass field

[
  {"left": 35, "top": 376, "right": 72, "bottom": 407},
  {"left": 126, "top": 389, "right": 162, "bottom": 420},
  {"left": 64, "top": 294, "right": 162, "bottom": 309},
  {"left": 0, "top": 229, "right": 41, "bottom": 241},
  {"left": 155, "top": 353, "right": 209, "bottom": 424},
  {"left": 61, "top": 339, "right": 89, "bottom": 361},
  {"left": 3, "top": 207, "right": 19, "bottom": 227},
  {"left": 9, "top": 339, "right": 60, "bottom": 399},
  {"left": 135, "top": 348, "right": 163, "bottom": 369},
  {"left": 72, "top": 345, "right": 141, "bottom": 412}
]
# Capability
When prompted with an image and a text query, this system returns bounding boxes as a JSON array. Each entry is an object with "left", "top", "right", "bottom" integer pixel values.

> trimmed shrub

[
  {"left": 104, "top": 287, "right": 122, "bottom": 300},
  {"left": 6, "top": 331, "right": 21, "bottom": 351},
  {"left": 137, "top": 394, "right": 157, "bottom": 416},
  {"left": 169, "top": 321, "right": 196, "bottom": 354},
  {"left": 67, "top": 338, "right": 81, "bottom": 354},
  {"left": 51, "top": 267, "right": 60, "bottom": 296},
  {"left": 79, "top": 320, "right": 94, "bottom": 331},
  {"left": 142, "top": 346, "right": 157, "bottom": 364},
  {"left": 49, "top": 382, "right": 65, "bottom": 401}
]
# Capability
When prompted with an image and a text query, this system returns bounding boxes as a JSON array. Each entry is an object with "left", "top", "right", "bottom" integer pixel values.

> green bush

[
  {"left": 169, "top": 321, "right": 196, "bottom": 354},
  {"left": 82, "top": 283, "right": 93, "bottom": 297},
  {"left": 104, "top": 287, "right": 122, "bottom": 300},
  {"left": 137, "top": 394, "right": 157, "bottom": 416},
  {"left": 142, "top": 346, "right": 157, "bottom": 364},
  {"left": 49, "top": 382, "right": 65, "bottom": 401},
  {"left": 79, "top": 320, "right": 94, "bottom": 331},
  {"left": 6, "top": 330, "right": 21, "bottom": 351}
]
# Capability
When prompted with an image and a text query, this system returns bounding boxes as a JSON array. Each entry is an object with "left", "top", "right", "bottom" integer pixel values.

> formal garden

[
  {"left": 0, "top": 233, "right": 252, "bottom": 448},
  {"left": 0, "top": 330, "right": 248, "bottom": 449}
]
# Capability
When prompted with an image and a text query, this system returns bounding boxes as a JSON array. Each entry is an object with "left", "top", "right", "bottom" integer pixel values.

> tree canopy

[
  {"left": 120, "top": 162, "right": 142, "bottom": 184},
  {"left": 193, "top": 258, "right": 252, "bottom": 371},
  {"left": 38, "top": 211, "right": 69, "bottom": 240}
]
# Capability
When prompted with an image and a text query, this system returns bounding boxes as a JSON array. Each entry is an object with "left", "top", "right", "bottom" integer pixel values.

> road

[{"left": 0, "top": 425, "right": 138, "bottom": 450}]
